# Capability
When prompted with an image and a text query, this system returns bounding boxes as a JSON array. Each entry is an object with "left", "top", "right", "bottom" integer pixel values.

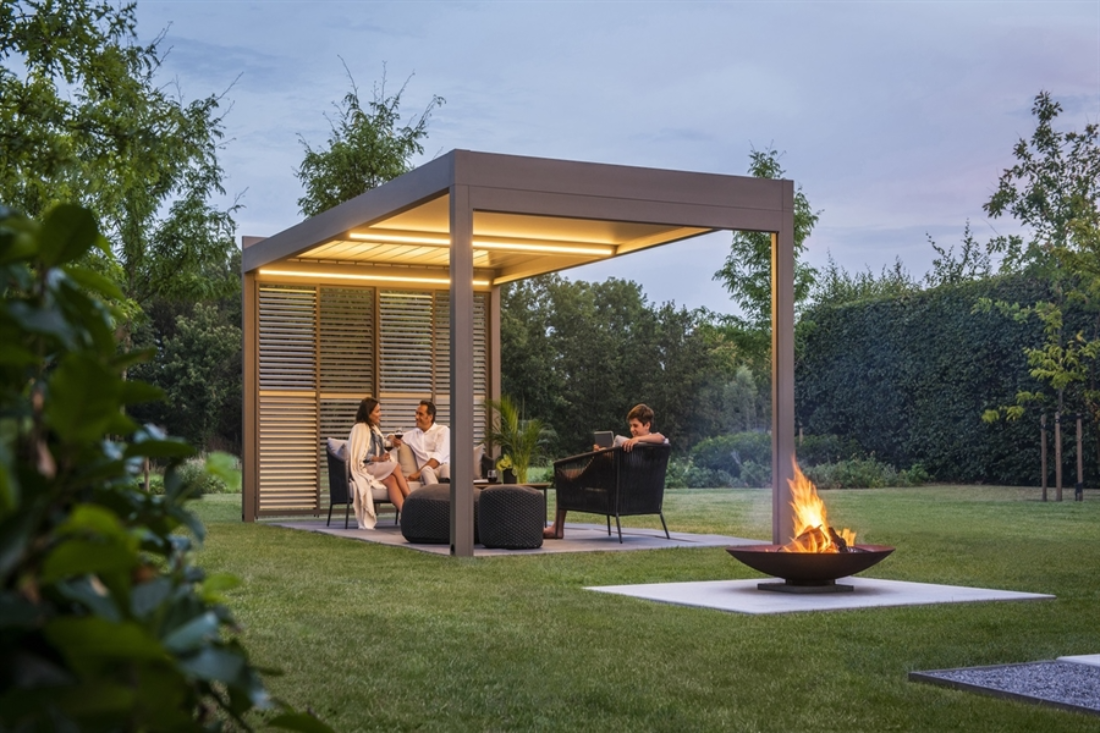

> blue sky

[{"left": 137, "top": 0, "right": 1100, "bottom": 313}]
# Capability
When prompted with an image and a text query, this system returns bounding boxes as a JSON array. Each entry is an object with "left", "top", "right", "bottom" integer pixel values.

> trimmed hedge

[{"left": 796, "top": 275, "right": 1097, "bottom": 485}]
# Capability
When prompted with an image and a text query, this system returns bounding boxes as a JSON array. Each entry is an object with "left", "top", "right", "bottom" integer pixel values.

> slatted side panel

[
  {"left": 258, "top": 393, "right": 319, "bottom": 513},
  {"left": 379, "top": 291, "right": 434, "bottom": 428},
  {"left": 319, "top": 287, "right": 375, "bottom": 395},
  {"left": 433, "top": 291, "right": 451, "bottom": 396},
  {"left": 258, "top": 285, "right": 319, "bottom": 515},
  {"left": 259, "top": 285, "right": 316, "bottom": 390}
]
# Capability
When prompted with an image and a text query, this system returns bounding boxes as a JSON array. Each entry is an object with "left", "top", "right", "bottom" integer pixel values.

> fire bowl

[{"left": 726, "top": 544, "right": 895, "bottom": 589}]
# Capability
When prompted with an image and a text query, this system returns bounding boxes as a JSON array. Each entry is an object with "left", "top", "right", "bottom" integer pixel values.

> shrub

[
  {"left": 691, "top": 432, "right": 771, "bottom": 477},
  {"left": 176, "top": 455, "right": 242, "bottom": 495},
  {"left": 804, "top": 456, "right": 930, "bottom": 489},
  {"left": 0, "top": 205, "right": 326, "bottom": 731}
]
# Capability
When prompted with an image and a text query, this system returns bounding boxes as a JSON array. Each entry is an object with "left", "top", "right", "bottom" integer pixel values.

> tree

[
  {"left": 984, "top": 91, "right": 1100, "bottom": 273},
  {"left": 296, "top": 65, "right": 444, "bottom": 216},
  {"left": 978, "top": 92, "right": 1100, "bottom": 467},
  {"left": 0, "top": 1, "right": 241, "bottom": 318},
  {"left": 500, "top": 274, "right": 741, "bottom": 454},
  {"left": 713, "top": 147, "right": 820, "bottom": 361},
  {"left": 0, "top": 204, "right": 327, "bottom": 730}
]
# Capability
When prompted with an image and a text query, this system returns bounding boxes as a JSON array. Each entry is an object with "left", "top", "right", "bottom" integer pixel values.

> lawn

[{"left": 192, "top": 487, "right": 1100, "bottom": 732}]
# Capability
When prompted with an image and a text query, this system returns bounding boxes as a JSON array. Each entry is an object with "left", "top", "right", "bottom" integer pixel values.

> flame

[{"left": 782, "top": 460, "right": 856, "bottom": 553}]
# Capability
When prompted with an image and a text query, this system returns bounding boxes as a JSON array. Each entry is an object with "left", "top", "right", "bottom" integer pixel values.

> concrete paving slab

[
  {"left": 267, "top": 518, "right": 762, "bottom": 556},
  {"left": 1059, "top": 655, "right": 1100, "bottom": 667},
  {"left": 588, "top": 577, "right": 1055, "bottom": 615}
]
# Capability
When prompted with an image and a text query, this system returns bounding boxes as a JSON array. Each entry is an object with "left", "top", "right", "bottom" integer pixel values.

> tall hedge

[{"left": 796, "top": 275, "right": 1096, "bottom": 485}]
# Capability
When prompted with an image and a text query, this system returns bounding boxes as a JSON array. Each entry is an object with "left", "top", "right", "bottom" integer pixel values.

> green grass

[{"left": 191, "top": 487, "right": 1100, "bottom": 732}]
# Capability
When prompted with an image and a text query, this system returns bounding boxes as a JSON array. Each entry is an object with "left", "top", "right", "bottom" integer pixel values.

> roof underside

[{"left": 243, "top": 150, "right": 791, "bottom": 288}]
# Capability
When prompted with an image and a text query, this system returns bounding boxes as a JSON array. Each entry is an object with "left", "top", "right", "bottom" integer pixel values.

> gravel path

[{"left": 912, "top": 661, "right": 1100, "bottom": 715}]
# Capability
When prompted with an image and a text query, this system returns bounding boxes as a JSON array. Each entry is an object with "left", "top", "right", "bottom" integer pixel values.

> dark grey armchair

[{"left": 552, "top": 443, "right": 671, "bottom": 542}]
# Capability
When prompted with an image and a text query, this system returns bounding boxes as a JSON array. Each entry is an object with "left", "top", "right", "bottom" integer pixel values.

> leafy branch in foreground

[{"left": 0, "top": 205, "right": 329, "bottom": 730}]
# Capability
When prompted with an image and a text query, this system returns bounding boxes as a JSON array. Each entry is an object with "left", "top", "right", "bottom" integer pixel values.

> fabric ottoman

[
  {"left": 477, "top": 485, "right": 544, "bottom": 550},
  {"left": 400, "top": 484, "right": 480, "bottom": 544}
]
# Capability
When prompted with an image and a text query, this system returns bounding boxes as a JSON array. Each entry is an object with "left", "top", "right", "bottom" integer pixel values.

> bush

[
  {"left": 0, "top": 205, "right": 326, "bottom": 731},
  {"left": 176, "top": 455, "right": 242, "bottom": 495},
  {"left": 804, "top": 456, "right": 930, "bottom": 489},
  {"left": 691, "top": 432, "right": 771, "bottom": 477},
  {"left": 798, "top": 433, "right": 865, "bottom": 465}
]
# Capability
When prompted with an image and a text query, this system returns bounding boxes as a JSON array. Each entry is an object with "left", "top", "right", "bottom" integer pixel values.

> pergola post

[
  {"left": 449, "top": 183, "right": 475, "bottom": 557},
  {"left": 771, "top": 183, "right": 797, "bottom": 544}
]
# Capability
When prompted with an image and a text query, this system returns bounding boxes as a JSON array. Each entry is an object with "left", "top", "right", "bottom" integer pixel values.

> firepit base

[{"left": 758, "top": 580, "right": 854, "bottom": 594}]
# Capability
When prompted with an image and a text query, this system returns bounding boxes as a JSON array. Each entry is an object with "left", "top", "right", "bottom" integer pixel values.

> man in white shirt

[{"left": 394, "top": 400, "right": 450, "bottom": 484}]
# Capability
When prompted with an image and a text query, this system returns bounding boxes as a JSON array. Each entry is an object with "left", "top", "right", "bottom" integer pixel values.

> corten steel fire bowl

[{"left": 727, "top": 544, "right": 895, "bottom": 594}]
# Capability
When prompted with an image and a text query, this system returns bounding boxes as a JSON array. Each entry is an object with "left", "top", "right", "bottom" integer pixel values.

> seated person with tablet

[{"left": 545, "top": 403, "right": 668, "bottom": 540}]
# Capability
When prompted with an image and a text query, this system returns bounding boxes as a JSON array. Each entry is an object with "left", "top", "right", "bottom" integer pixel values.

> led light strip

[
  {"left": 260, "top": 268, "right": 491, "bottom": 287},
  {"left": 348, "top": 231, "right": 613, "bottom": 256}
]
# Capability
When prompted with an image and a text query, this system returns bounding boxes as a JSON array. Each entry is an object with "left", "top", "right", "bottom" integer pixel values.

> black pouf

[
  {"left": 400, "top": 484, "right": 479, "bottom": 544},
  {"left": 478, "top": 485, "right": 544, "bottom": 550}
]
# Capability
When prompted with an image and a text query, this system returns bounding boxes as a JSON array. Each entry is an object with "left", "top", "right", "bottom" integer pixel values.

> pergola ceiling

[
  {"left": 274, "top": 193, "right": 712, "bottom": 286},
  {"left": 243, "top": 150, "right": 791, "bottom": 289}
]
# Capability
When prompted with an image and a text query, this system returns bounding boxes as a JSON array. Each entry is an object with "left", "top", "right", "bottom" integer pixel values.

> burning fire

[{"left": 781, "top": 461, "right": 857, "bottom": 553}]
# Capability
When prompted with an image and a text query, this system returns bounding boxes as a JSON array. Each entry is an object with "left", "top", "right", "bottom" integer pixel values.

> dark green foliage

[
  {"left": 296, "top": 67, "right": 444, "bottom": 217},
  {"left": 131, "top": 302, "right": 243, "bottom": 453},
  {"left": 0, "top": 205, "right": 327, "bottom": 730},
  {"left": 500, "top": 275, "right": 743, "bottom": 456},
  {"left": 713, "top": 147, "right": 819, "bottom": 367},
  {"left": 692, "top": 432, "right": 771, "bottom": 476},
  {"left": 797, "top": 274, "right": 1098, "bottom": 484},
  {"left": 804, "top": 457, "right": 928, "bottom": 489}
]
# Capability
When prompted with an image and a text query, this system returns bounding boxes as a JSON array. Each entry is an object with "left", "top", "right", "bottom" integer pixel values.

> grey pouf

[
  {"left": 400, "top": 484, "right": 479, "bottom": 544},
  {"left": 478, "top": 485, "right": 544, "bottom": 550}
]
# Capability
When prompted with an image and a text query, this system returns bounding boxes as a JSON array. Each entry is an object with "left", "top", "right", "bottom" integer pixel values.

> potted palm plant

[{"left": 485, "top": 395, "right": 552, "bottom": 484}]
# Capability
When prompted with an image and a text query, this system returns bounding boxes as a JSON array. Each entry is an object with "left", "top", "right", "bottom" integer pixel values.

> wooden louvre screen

[{"left": 256, "top": 283, "right": 489, "bottom": 517}]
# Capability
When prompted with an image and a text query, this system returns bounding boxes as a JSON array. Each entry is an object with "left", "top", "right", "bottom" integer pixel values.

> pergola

[{"left": 241, "top": 149, "right": 797, "bottom": 556}]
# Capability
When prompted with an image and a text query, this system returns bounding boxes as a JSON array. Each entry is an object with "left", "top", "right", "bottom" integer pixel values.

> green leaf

[
  {"left": 45, "top": 354, "right": 122, "bottom": 443},
  {"left": 162, "top": 611, "right": 220, "bottom": 654},
  {"left": 55, "top": 504, "right": 128, "bottom": 540},
  {"left": 42, "top": 540, "right": 138, "bottom": 584},
  {"left": 131, "top": 577, "right": 173, "bottom": 619},
  {"left": 56, "top": 578, "right": 121, "bottom": 623},
  {"left": 62, "top": 264, "right": 125, "bottom": 301},
  {"left": 178, "top": 646, "right": 247, "bottom": 683},
  {"left": 38, "top": 204, "right": 100, "bottom": 267},
  {"left": 44, "top": 617, "right": 167, "bottom": 672}
]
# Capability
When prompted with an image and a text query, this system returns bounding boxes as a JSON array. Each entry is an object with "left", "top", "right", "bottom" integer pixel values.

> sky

[{"left": 135, "top": 0, "right": 1100, "bottom": 313}]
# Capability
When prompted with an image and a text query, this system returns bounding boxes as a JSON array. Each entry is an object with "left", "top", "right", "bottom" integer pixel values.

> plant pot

[{"left": 502, "top": 469, "right": 516, "bottom": 484}]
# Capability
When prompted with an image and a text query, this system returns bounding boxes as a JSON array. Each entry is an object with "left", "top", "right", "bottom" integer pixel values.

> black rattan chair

[
  {"left": 552, "top": 443, "right": 671, "bottom": 542},
  {"left": 326, "top": 441, "right": 398, "bottom": 528}
]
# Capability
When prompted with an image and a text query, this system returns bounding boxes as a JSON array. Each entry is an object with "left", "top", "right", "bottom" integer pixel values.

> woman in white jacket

[{"left": 348, "top": 397, "right": 412, "bottom": 526}]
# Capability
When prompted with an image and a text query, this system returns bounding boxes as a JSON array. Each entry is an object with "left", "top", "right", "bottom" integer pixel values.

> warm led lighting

[
  {"left": 348, "top": 231, "right": 613, "bottom": 256},
  {"left": 348, "top": 232, "right": 450, "bottom": 246},
  {"left": 260, "top": 269, "right": 491, "bottom": 286},
  {"left": 475, "top": 241, "right": 613, "bottom": 256}
]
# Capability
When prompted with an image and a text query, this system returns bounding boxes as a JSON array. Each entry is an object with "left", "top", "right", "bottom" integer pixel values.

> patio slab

[
  {"left": 587, "top": 577, "right": 1054, "bottom": 615},
  {"left": 267, "top": 518, "right": 762, "bottom": 556}
]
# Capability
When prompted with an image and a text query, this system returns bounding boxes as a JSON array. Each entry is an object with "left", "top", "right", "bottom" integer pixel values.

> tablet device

[{"left": 593, "top": 430, "right": 614, "bottom": 449}]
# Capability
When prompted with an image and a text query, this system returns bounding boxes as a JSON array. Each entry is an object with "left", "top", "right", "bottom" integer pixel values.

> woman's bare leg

[
  {"left": 384, "top": 476, "right": 404, "bottom": 511},
  {"left": 543, "top": 508, "right": 566, "bottom": 539},
  {"left": 390, "top": 465, "right": 411, "bottom": 497}
]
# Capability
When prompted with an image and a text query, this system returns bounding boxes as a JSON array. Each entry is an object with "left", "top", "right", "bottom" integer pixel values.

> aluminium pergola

[{"left": 241, "top": 149, "right": 797, "bottom": 556}]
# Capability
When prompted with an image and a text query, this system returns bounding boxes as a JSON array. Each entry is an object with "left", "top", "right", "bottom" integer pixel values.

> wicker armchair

[{"left": 552, "top": 442, "right": 671, "bottom": 542}]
